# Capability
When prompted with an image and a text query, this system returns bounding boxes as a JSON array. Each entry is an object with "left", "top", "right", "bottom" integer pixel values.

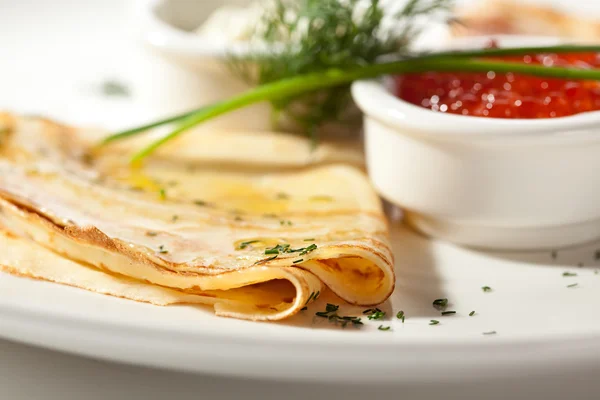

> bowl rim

[
  {"left": 139, "top": 0, "right": 263, "bottom": 60},
  {"left": 351, "top": 80, "right": 600, "bottom": 138},
  {"left": 351, "top": 34, "right": 600, "bottom": 139}
]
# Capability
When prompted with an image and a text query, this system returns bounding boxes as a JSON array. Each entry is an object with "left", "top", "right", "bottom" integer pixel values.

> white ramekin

[{"left": 352, "top": 36, "right": 600, "bottom": 250}]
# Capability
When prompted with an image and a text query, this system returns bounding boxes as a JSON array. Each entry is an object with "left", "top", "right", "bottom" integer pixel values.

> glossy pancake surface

[{"left": 0, "top": 113, "right": 394, "bottom": 320}]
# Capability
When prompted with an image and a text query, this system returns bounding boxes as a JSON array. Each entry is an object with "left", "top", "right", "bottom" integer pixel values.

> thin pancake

[
  {"left": 0, "top": 113, "right": 394, "bottom": 321},
  {"left": 0, "top": 229, "right": 322, "bottom": 320}
]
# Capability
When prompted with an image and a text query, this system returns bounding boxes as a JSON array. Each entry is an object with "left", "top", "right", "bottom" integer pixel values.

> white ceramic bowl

[{"left": 352, "top": 36, "right": 600, "bottom": 250}]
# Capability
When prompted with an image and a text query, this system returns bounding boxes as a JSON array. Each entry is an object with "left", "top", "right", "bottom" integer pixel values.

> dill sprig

[{"left": 228, "top": 0, "right": 452, "bottom": 138}]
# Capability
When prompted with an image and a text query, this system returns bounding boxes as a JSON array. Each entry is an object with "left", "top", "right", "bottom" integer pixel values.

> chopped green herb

[
  {"left": 325, "top": 303, "right": 339, "bottom": 313},
  {"left": 157, "top": 245, "right": 168, "bottom": 254},
  {"left": 429, "top": 320, "right": 440, "bottom": 325},
  {"left": 332, "top": 317, "right": 363, "bottom": 328},
  {"left": 301, "top": 306, "right": 307, "bottom": 311},
  {"left": 441, "top": 311, "right": 456, "bottom": 316},
  {"left": 158, "top": 188, "right": 167, "bottom": 200},
  {"left": 146, "top": 231, "right": 158, "bottom": 237},
  {"left": 304, "top": 238, "right": 315, "bottom": 241},
  {"left": 280, "top": 220, "right": 293, "bottom": 226},
  {"left": 304, "top": 291, "right": 315, "bottom": 306},
  {"left": 595, "top": 270, "right": 599, "bottom": 275},
  {"left": 432, "top": 298, "right": 448, "bottom": 310},
  {"left": 193, "top": 200, "right": 207, "bottom": 206},
  {"left": 567, "top": 283, "right": 579, "bottom": 288},
  {"left": 276, "top": 192, "right": 289, "bottom": 199},
  {"left": 562, "top": 272, "right": 577, "bottom": 277},
  {"left": 378, "top": 325, "right": 391, "bottom": 331},
  {"left": 367, "top": 310, "right": 386, "bottom": 320},
  {"left": 286, "top": 243, "right": 317, "bottom": 255},
  {"left": 315, "top": 303, "right": 361, "bottom": 327},
  {"left": 263, "top": 213, "right": 279, "bottom": 218},
  {"left": 483, "top": 331, "right": 497, "bottom": 335},
  {"left": 313, "top": 291, "right": 320, "bottom": 301},
  {"left": 234, "top": 216, "right": 244, "bottom": 222},
  {"left": 298, "top": 243, "right": 317, "bottom": 256},
  {"left": 238, "top": 240, "right": 259, "bottom": 250},
  {"left": 265, "top": 243, "right": 291, "bottom": 255},
  {"left": 482, "top": 286, "right": 492, "bottom": 292},
  {"left": 396, "top": 310, "right": 405, "bottom": 321},
  {"left": 171, "top": 215, "right": 179, "bottom": 222},
  {"left": 293, "top": 258, "right": 304, "bottom": 264},
  {"left": 469, "top": 311, "right": 475, "bottom": 317}
]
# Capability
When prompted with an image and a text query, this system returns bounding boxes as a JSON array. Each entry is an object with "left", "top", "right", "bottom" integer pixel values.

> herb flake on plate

[
  {"left": 396, "top": 310, "right": 405, "bottom": 322},
  {"left": 100, "top": 80, "right": 131, "bottom": 97},
  {"left": 432, "top": 298, "right": 448, "bottom": 310},
  {"left": 365, "top": 309, "right": 386, "bottom": 320},
  {"left": 238, "top": 240, "right": 259, "bottom": 250}
]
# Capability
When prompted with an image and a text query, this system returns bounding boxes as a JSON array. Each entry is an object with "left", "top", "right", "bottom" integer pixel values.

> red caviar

[{"left": 395, "top": 52, "right": 600, "bottom": 118}]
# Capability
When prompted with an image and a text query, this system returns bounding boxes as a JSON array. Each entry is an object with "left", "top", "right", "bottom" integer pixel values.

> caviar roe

[{"left": 395, "top": 52, "right": 600, "bottom": 118}]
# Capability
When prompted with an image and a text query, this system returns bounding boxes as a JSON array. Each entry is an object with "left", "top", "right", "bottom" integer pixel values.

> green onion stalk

[{"left": 102, "top": 46, "right": 600, "bottom": 163}]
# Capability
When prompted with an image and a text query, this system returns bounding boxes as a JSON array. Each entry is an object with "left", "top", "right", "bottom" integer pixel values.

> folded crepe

[{"left": 0, "top": 113, "right": 394, "bottom": 321}]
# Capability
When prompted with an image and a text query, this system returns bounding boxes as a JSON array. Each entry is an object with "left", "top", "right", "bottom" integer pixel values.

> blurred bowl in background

[{"left": 137, "top": 0, "right": 272, "bottom": 133}]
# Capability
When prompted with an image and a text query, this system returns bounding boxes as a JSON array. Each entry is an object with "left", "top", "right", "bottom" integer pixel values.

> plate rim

[{"left": 2, "top": 283, "right": 600, "bottom": 383}]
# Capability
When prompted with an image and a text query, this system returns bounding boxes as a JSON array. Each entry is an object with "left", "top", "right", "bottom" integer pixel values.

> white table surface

[{"left": 1, "top": 1, "right": 599, "bottom": 399}]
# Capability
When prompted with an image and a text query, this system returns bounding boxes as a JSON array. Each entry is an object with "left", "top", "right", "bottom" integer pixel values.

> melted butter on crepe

[{"left": 0, "top": 113, "right": 394, "bottom": 321}]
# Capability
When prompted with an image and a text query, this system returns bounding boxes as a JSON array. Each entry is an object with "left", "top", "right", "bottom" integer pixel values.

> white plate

[
  {"left": 2, "top": 0, "right": 600, "bottom": 388},
  {"left": 2, "top": 217, "right": 600, "bottom": 383}
]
